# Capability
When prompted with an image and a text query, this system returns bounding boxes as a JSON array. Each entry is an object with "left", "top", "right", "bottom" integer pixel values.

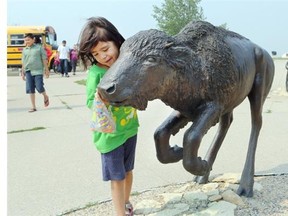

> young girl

[{"left": 78, "top": 17, "right": 139, "bottom": 216}]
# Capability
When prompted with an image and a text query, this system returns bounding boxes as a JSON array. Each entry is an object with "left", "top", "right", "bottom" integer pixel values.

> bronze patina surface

[{"left": 98, "top": 20, "right": 275, "bottom": 197}]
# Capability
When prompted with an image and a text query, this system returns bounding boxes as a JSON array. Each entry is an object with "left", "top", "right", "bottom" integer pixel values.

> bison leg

[
  {"left": 154, "top": 111, "right": 189, "bottom": 163},
  {"left": 195, "top": 111, "right": 233, "bottom": 184},
  {"left": 182, "top": 105, "right": 221, "bottom": 176},
  {"left": 238, "top": 52, "right": 274, "bottom": 197},
  {"left": 237, "top": 94, "right": 263, "bottom": 197}
]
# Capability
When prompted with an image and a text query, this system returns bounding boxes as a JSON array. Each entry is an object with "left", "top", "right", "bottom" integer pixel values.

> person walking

[
  {"left": 78, "top": 17, "right": 139, "bottom": 216},
  {"left": 21, "top": 33, "right": 50, "bottom": 112},
  {"left": 57, "top": 40, "right": 70, "bottom": 77},
  {"left": 70, "top": 44, "right": 78, "bottom": 75}
]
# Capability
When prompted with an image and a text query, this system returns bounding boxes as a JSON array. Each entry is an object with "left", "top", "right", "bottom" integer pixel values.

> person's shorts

[
  {"left": 25, "top": 71, "right": 45, "bottom": 94},
  {"left": 101, "top": 135, "right": 137, "bottom": 181}
]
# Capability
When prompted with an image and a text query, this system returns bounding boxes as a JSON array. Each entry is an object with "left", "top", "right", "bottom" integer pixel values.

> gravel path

[
  {"left": 62, "top": 174, "right": 288, "bottom": 216},
  {"left": 235, "top": 174, "right": 288, "bottom": 216}
]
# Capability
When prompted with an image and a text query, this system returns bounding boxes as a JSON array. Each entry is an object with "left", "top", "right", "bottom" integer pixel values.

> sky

[{"left": 6, "top": 0, "right": 288, "bottom": 56}]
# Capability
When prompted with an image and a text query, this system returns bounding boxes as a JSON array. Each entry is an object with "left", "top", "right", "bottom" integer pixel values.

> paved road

[{"left": 7, "top": 59, "right": 288, "bottom": 216}]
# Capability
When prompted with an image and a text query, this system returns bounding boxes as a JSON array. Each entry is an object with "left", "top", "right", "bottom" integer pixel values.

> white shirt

[{"left": 57, "top": 45, "right": 70, "bottom": 59}]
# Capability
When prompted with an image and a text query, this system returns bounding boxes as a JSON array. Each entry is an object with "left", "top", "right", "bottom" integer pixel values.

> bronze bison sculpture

[{"left": 98, "top": 20, "right": 275, "bottom": 197}]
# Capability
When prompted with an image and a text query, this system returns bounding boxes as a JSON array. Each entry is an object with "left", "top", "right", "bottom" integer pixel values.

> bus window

[{"left": 10, "top": 34, "right": 25, "bottom": 46}]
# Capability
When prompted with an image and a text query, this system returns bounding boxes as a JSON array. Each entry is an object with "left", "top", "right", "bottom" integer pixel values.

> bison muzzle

[{"left": 98, "top": 20, "right": 275, "bottom": 197}]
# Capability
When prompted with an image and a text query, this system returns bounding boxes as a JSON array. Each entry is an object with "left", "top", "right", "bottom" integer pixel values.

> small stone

[
  {"left": 208, "top": 194, "right": 222, "bottom": 202},
  {"left": 212, "top": 173, "right": 241, "bottom": 184},
  {"left": 202, "top": 182, "right": 219, "bottom": 191},
  {"left": 160, "top": 193, "right": 183, "bottom": 204},
  {"left": 222, "top": 189, "right": 245, "bottom": 206},
  {"left": 134, "top": 199, "right": 162, "bottom": 214}
]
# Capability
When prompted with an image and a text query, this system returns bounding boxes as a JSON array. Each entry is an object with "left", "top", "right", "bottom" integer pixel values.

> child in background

[
  {"left": 78, "top": 17, "right": 139, "bottom": 216},
  {"left": 53, "top": 52, "right": 61, "bottom": 73},
  {"left": 70, "top": 44, "right": 78, "bottom": 75},
  {"left": 21, "top": 33, "right": 50, "bottom": 112}
]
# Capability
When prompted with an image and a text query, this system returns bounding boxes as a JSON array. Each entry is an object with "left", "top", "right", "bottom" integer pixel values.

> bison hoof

[
  {"left": 237, "top": 186, "right": 254, "bottom": 197},
  {"left": 183, "top": 157, "right": 209, "bottom": 176},
  {"left": 170, "top": 145, "right": 183, "bottom": 159},
  {"left": 194, "top": 172, "right": 210, "bottom": 184},
  {"left": 157, "top": 145, "right": 183, "bottom": 163},
  {"left": 171, "top": 144, "right": 182, "bottom": 152}
]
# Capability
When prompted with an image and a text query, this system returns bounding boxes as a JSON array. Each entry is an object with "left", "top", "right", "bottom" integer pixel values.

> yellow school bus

[{"left": 7, "top": 25, "right": 58, "bottom": 70}]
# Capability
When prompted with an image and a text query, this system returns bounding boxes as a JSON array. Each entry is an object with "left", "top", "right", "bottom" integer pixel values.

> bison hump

[{"left": 175, "top": 21, "right": 240, "bottom": 96}]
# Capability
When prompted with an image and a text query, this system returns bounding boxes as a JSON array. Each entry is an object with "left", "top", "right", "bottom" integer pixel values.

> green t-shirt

[
  {"left": 22, "top": 44, "right": 47, "bottom": 76},
  {"left": 86, "top": 64, "right": 139, "bottom": 153}
]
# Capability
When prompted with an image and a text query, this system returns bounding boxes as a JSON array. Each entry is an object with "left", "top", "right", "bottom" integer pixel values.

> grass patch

[
  {"left": 131, "top": 191, "right": 141, "bottom": 196},
  {"left": 61, "top": 100, "right": 72, "bottom": 109},
  {"left": 8, "top": 126, "right": 46, "bottom": 134},
  {"left": 75, "top": 79, "right": 86, "bottom": 86}
]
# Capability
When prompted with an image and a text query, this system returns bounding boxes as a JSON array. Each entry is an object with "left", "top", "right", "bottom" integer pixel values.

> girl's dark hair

[
  {"left": 78, "top": 17, "right": 125, "bottom": 69},
  {"left": 24, "top": 33, "right": 34, "bottom": 39}
]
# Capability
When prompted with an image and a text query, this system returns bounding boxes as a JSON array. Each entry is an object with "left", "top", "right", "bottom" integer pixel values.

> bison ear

[{"left": 164, "top": 44, "right": 193, "bottom": 69}]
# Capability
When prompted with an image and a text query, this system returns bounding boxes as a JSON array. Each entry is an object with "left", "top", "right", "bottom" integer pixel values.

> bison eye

[
  {"left": 143, "top": 55, "right": 158, "bottom": 65},
  {"left": 147, "top": 56, "right": 156, "bottom": 62}
]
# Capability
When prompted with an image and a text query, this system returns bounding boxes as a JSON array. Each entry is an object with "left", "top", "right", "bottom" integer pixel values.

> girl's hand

[
  {"left": 21, "top": 70, "right": 26, "bottom": 81},
  {"left": 44, "top": 69, "right": 50, "bottom": 78}
]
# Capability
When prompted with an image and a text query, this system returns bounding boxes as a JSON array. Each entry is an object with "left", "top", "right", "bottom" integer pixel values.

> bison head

[{"left": 98, "top": 29, "right": 194, "bottom": 110}]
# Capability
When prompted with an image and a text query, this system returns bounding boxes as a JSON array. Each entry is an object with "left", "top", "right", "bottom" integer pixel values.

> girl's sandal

[
  {"left": 44, "top": 97, "right": 49, "bottom": 107},
  {"left": 28, "top": 108, "right": 37, "bottom": 112},
  {"left": 125, "top": 202, "right": 134, "bottom": 216}
]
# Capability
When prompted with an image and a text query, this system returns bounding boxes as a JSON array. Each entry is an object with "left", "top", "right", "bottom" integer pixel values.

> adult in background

[
  {"left": 57, "top": 40, "right": 70, "bottom": 77},
  {"left": 70, "top": 44, "right": 78, "bottom": 75},
  {"left": 21, "top": 33, "right": 50, "bottom": 112}
]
